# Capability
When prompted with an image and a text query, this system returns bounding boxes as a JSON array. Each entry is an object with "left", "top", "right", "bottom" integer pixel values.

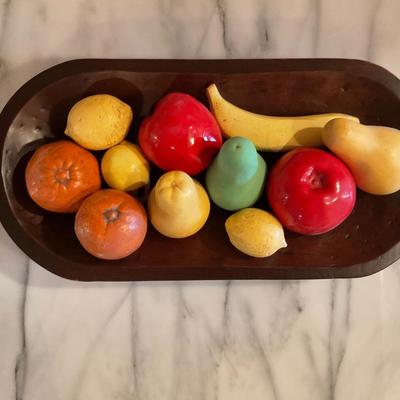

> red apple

[
  {"left": 139, "top": 93, "right": 223, "bottom": 175},
  {"left": 267, "top": 148, "right": 356, "bottom": 235}
]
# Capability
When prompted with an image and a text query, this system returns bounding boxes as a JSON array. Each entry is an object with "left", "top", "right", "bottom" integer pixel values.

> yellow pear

[
  {"left": 148, "top": 171, "right": 210, "bottom": 238},
  {"left": 323, "top": 118, "right": 400, "bottom": 195},
  {"left": 207, "top": 84, "right": 359, "bottom": 152}
]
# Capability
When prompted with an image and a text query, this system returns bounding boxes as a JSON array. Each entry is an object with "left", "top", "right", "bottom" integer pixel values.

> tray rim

[{"left": 0, "top": 58, "right": 399, "bottom": 281}]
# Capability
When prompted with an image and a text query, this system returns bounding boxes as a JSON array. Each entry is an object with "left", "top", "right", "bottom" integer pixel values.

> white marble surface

[{"left": 1, "top": 0, "right": 400, "bottom": 399}]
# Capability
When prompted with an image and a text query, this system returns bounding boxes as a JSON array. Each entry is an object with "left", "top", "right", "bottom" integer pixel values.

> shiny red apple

[
  {"left": 139, "top": 93, "right": 222, "bottom": 175},
  {"left": 267, "top": 148, "right": 356, "bottom": 235}
]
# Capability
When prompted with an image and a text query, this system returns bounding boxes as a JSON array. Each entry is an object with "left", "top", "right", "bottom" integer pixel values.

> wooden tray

[{"left": 0, "top": 59, "right": 399, "bottom": 281}]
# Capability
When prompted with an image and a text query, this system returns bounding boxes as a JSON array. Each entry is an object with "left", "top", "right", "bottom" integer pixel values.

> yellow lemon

[
  {"left": 148, "top": 171, "right": 210, "bottom": 238},
  {"left": 101, "top": 141, "right": 150, "bottom": 192},
  {"left": 65, "top": 94, "right": 133, "bottom": 150},
  {"left": 225, "top": 208, "right": 287, "bottom": 257}
]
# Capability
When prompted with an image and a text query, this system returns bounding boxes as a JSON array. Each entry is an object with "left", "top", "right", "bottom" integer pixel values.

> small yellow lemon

[
  {"left": 65, "top": 94, "right": 133, "bottom": 150},
  {"left": 101, "top": 141, "right": 150, "bottom": 192},
  {"left": 225, "top": 208, "right": 287, "bottom": 257}
]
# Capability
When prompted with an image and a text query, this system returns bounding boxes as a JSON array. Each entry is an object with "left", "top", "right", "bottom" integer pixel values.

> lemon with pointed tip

[
  {"left": 65, "top": 94, "right": 133, "bottom": 150},
  {"left": 225, "top": 208, "right": 287, "bottom": 257},
  {"left": 101, "top": 141, "right": 150, "bottom": 192}
]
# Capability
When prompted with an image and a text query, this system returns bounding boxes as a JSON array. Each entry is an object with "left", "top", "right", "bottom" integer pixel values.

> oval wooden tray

[{"left": 0, "top": 59, "right": 399, "bottom": 281}]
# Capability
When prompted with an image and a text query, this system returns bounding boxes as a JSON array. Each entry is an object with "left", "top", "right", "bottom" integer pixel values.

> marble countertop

[{"left": 1, "top": 0, "right": 400, "bottom": 399}]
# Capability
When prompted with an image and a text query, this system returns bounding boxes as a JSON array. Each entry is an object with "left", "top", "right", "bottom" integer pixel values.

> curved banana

[{"left": 206, "top": 84, "right": 359, "bottom": 152}]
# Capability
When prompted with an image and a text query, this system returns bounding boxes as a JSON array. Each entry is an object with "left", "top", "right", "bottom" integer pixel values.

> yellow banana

[{"left": 207, "top": 84, "right": 359, "bottom": 152}]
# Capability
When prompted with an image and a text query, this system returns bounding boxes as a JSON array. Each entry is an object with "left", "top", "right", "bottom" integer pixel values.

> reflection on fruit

[
  {"left": 75, "top": 189, "right": 147, "bottom": 260},
  {"left": 323, "top": 118, "right": 400, "bottom": 195},
  {"left": 65, "top": 94, "right": 133, "bottom": 150},
  {"left": 25, "top": 140, "right": 101, "bottom": 213},
  {"left": 207, "top": 83, "right": 359, "bottom": 152},
  {"left": 225, "top": 208, "right": 287, "bottom": 257},
  {"left": 267, "top": 148, "right": 356, "bottom": 235},
  {"left": 101, "top": 141, "right": 150, "bottom": 192},
  {"left": 139, "top": 93, "right": 222, "bottom": 175},
  {"left": 148, "top": 171, "right": 210, "bottom": 238},
  {"left": 206, "top": 137, "right": 266, "bottom": 211}
]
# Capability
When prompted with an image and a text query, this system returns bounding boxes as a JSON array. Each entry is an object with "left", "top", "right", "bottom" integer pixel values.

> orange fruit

[
  {"left": 25, "top": 140, "right": 101, "bottom": 213},
  {"left": 75, "top": 189, "right": 147, "bottom": 260}
]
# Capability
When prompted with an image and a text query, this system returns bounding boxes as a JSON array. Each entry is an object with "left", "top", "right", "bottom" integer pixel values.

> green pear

[
  {"left": 205, "top": 137, "right": 267, "bottom": 211},
  {"left": 323, "top": 118, "right": 400, "bottom": 195}
]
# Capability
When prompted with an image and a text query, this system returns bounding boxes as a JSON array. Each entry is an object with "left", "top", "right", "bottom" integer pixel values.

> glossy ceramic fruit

[
  {"left": 139, "top": 92, "right": 222, "bottom": 175},
  {"left": 205, "top": 137, "right": 266, "bottom": 211},
  {"left": 148, "top": 171, "right": 210, "bottom": 238},
  {"left": 25, "top": 140, "right": 101, "bottom": 213},
  {"left": 323, "top": 118, "right": 400, "bottom": 195},
  {"left": 75, "top": 189, "right": 147, "bottom": 260},
  {"left": 101, "top": 141, "right": 150, "bottom": 192},
  {"left": 267, "top": 148, "right": 356, "bottom": 235},
  {"left": 207, "top": 84, "right": 359, "bottom": 152},
  {"left": 65, "top": 94, "right": 133, "bottom": 150},
  {"left": 225, "top": 208, "right": 287, "bottom": 257}
]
